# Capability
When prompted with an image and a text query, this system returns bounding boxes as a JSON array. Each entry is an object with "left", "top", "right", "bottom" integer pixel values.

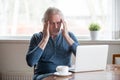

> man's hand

[
  {"left": 38, "top": 21, "right": 50, "bottom": 50},
  {"left": 61, "top": 19, "right": 74, "bottom": 46},
  {"left": 61, "top": 19, "right": 69, "bottom": 37},
  {"left": 43, "top": 21, "right": 50, "bottom": 41}
]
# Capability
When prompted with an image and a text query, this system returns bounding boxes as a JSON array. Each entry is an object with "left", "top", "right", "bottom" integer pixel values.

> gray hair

[{"left": 42, "top": 7, "right": 64, "bottom": 22}]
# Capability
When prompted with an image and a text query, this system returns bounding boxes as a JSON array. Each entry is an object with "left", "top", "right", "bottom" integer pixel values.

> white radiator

[{"left": 0, "top": 72, "right": 33, "bottom": 80}]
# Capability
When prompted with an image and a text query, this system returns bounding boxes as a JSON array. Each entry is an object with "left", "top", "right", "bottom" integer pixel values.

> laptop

[{"left": 70, "top": 45, "right": 109, "bottom": 72}]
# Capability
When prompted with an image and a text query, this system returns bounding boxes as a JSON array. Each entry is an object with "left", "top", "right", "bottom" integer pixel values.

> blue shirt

[{"left": 26, "top": 31, "right": 79, "bottom": 74}]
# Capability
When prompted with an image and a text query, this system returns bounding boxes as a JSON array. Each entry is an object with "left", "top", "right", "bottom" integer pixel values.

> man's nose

[{"left": 55, "top": 23, "right": 58, "bottom": 28}]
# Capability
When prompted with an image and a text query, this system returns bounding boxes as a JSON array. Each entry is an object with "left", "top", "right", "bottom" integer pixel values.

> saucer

[{"left": 54, "top": 72, "right": 72, "bottom": 76}]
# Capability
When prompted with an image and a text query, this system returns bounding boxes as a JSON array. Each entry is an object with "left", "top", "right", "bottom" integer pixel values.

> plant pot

[{"left": 90, "top": 31, "right": 99, "bottom": 40}]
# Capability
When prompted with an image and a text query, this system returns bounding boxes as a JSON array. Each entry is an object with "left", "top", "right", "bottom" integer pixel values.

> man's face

[{"left": 49, "top": 14, "right": 62, "bottom": 36}]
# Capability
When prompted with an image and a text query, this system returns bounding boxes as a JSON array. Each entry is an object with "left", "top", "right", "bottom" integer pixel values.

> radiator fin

[{"left": 0, "top": 72, "right": 33, "bottom": 80}]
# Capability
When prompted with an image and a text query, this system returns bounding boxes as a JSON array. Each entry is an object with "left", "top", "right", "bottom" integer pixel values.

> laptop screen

[{"left": 71, "top": 45, "right": 108, "bottom": 72}]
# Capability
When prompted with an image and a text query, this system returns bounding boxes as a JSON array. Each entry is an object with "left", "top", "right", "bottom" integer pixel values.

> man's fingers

[
  {"left": 61, "top": 19, "right": 67, "bottom": 30},
  {"left": 61, "top": 19, "right": 65, "bottom": 29},
  {"left": 43, "top": 21, "right": 49, "bottom": 31},
  {"left": 46, "top": 21, "right": 50, "bottom": 30}
]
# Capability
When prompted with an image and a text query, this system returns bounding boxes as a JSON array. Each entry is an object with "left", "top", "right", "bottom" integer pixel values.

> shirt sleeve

[
  {"left": 69, "top": 32, "right": 79, "bottom": 55},
  {"left": 26, "top": 33, "right": 43, "bottom": 67}
]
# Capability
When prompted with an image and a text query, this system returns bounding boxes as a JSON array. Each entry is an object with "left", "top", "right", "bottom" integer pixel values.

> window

[{"left": 0, "top": 0, "right": 114, "bottom": 39}]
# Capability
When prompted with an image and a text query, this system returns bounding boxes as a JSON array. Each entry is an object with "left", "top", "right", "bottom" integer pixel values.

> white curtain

[
  {"left": 0, "top": 0, "right": 114, "bottom": 39},
  {"left": 112, "top": 0, "right": 120, "bottom": 39}
]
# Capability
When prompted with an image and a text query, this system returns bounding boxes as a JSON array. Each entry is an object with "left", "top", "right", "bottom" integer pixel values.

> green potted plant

[
  {"left": 89, "top": 23, "right": 101, "bottom": 40},
  {"left": 89, "top": 23, "right": 101, "bottom": 31}
]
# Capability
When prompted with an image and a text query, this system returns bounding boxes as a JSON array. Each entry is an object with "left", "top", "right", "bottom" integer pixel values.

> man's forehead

[
  {"left": 49, "top": 14, "right": 61, "bottom": 19},
  {"left": 49, "top": 15, "right": 61, "bottom": 22}
]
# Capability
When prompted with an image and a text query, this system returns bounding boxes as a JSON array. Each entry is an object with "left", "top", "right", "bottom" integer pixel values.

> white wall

[
  {"left": 0, "top": 40, "right": 33, "bottom": 73},
  {"left": 0, "top": 40, "right": 120, "bottom": 73}
]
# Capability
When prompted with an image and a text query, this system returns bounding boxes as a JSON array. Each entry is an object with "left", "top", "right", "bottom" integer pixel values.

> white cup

[{"left": 56, "top": 66, "right": 69, "bottom": 75}]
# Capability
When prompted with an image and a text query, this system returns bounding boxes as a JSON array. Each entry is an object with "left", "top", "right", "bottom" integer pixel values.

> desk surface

[{"left": 43, "top": 64, "right": 120, "bottom": 80}]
